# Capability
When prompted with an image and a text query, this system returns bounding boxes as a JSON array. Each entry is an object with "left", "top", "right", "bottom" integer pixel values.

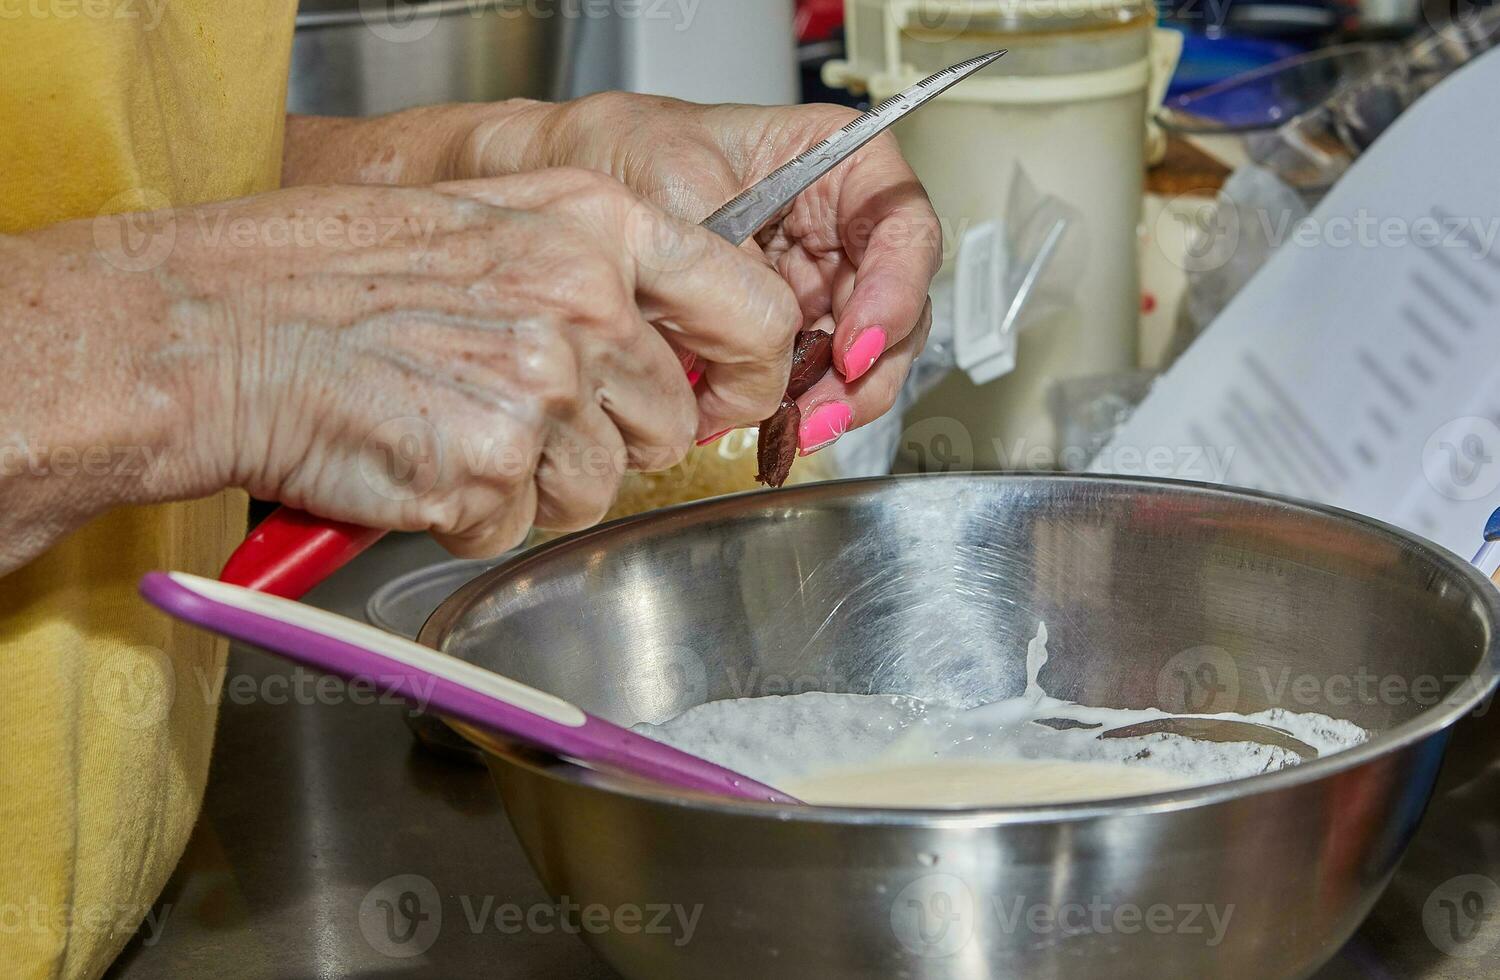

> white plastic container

[{"left": 828, "top": 0, "right": 1166, "bottom": 468}]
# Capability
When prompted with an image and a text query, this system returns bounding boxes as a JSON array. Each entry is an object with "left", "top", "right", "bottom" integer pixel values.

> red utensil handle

[
  {"left": 220, "top": 508, "right": 387, "bottom": 599},
  {"left": 221, "top": 355, "right": 707, "bottom": 596}
]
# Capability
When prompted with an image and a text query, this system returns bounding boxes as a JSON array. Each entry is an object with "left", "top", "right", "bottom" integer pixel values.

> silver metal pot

[
  {"left": 420, "top": 474, "right": 1500, "bottom": 979},
  {"left": 288, "top": 0, "right": 568, "bottom": 116}
]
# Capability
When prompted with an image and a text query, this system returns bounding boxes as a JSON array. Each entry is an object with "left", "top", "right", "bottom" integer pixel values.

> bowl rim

[{"left": 422, "top": 473, "right": 1500, "bottom": 826}]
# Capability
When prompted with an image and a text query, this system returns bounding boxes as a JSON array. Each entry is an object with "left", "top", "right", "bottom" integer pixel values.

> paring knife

[{"left": 221, "top": 50, "right": 1008, "bottom": 598}]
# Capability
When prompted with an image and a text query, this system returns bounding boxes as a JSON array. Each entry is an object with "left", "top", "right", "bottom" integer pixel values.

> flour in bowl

[{"left": 633, "top": 624, "right": 1370, "bottom": 808}]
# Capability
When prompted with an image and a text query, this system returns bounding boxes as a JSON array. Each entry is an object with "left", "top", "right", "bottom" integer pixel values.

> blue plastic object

[{"left": 1166, "top": 29, "right": 1305, "bottom": 100}]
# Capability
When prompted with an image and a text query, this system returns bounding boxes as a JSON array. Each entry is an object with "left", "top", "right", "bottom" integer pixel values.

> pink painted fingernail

[
  {"left": 686, "top": 366, "right": 705, "bottom": 387},
  {"left": 842, "top": 328, "right": 887, "bottom": 383},
  {"left": 696, "top": 428, "right": 732, "bottom": 447},
  {"left": 799, "top": 402, "right": 853, "bottom": 455}
]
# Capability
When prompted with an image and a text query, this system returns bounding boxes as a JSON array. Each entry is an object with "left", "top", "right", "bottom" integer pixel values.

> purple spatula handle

[{"left": 139, "top": 571, "right": 799, "bottom": 805}]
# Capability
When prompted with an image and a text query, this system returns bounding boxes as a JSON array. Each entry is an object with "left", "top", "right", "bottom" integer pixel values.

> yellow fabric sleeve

[{"left": 0, "top": 3, "right": 295, "bottom": 976}]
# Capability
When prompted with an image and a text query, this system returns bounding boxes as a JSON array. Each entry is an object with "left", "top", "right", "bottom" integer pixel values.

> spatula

[{"left": 140, "top": 571, "right": 801, "bottom": 804}]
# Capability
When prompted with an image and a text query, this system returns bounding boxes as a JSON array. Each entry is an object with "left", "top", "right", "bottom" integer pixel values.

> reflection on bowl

[{"left": 422, "top": 475, "right": 1500, "bottom": 980}]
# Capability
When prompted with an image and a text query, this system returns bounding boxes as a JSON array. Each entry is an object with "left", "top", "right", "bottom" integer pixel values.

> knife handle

[{"left": 219, "top": 509, "right": 386, "bottom": 599}]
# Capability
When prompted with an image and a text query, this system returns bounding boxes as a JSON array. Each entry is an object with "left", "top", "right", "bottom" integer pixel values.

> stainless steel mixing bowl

[{"left": 419, "top": 475, "right": 1500, "bottom": 979}]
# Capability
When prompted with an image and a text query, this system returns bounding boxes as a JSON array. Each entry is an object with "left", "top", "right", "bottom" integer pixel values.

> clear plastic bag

[
  {"left": 827, "top": 166, "right": 1080, "bottom": 477},
  {"left": 1249, "top": 7, "right": 1500, "bottom": 194}
]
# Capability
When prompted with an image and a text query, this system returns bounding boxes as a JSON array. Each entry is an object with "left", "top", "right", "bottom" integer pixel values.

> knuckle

[
  {"left": 866, "top": 370, "right": 905, "bottom": 415},
  {"left": 748, "top": 285, "right": 801, "bottom": 362},
  {"left": 542, "top": 469, "right": 618, "bottom": 532},
  {"left": 649, "top": 394, "right": 698, "bottom": 468},
  {"left": 455, "top": 414, "right": 538, "bottom": 495},
  {"left": 590, "top": 310, "right": 640, "bottom": 351},
  {"left": 519, "top": 332, "right": 584, "bottom": 419},
  {"left": 582, "top": 477, "right": 619, "bottom": 527},
  {"left": 558, "top": 167, "right": 632, "bottom": 207},
  {"left": 425, "top": 487, "right": 506, "bottom": 540},
  {"left": 727, "top": 378, "right": 787, "bottom": 424},
  {"left": 541, "top": 246, "right": 626, "bottom": 313}
]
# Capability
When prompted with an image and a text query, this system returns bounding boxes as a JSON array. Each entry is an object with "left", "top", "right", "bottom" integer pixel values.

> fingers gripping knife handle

[{"left": 217, "top": 51, "right": 1007, "bottom": 596}]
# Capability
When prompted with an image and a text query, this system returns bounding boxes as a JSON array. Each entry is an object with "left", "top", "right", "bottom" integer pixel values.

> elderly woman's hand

[
  {"left": 0, "top": 169, "right": 802, "bottom": 572},
  {"left": 454, "top": 94, "right": 943, "bottom": 454}
]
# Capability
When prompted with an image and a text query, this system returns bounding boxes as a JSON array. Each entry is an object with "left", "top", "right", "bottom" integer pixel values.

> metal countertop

[{"left": 106, "top": 533, "right": 1500, "bottom": 978}]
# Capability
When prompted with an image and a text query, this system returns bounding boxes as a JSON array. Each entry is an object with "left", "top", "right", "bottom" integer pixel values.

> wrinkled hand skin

[
  {"left": 457, "top": 93, "right": 943, "bottom": 452},
  {"left": 180, "top": 174, "right": 801, "bottom": 557},
  {"left": 0, "top": 169, "right": 803, "bottom": 573}
]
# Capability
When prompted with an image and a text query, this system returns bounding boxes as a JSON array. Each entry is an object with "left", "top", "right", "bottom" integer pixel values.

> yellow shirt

[{"left": 0, "top": 4, "right": 295, "bottom": 977}]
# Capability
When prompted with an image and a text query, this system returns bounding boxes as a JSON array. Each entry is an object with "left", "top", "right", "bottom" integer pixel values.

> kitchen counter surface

[{"left": 107, "top": 533, "right": 1500, "bottom": 978}]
